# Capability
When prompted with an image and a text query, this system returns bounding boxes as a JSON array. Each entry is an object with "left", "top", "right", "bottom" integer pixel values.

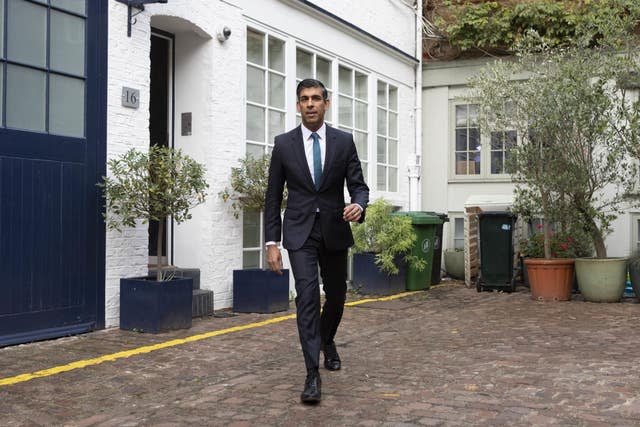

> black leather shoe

[
  {"left": 300, "top": 370, "right": 321, "bottom": 404},
  {"left": 323, "top": 342, "right": 341, "bottom": 371}
]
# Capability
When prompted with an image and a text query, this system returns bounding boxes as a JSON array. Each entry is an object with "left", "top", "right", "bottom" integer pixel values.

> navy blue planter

[
  {"left": 352, "top": 253, "right": 407, "bottom": 295},
  {"left": 120, "top": 276, "right": 193, "bottom": 333},
  {"left": 233, "top": 269, "right": 290, "bottom": 313}
]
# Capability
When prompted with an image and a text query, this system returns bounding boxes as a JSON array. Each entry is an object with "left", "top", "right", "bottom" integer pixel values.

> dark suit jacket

[{"left": 264, "top": 125, "right": 369, "bottom": 251}]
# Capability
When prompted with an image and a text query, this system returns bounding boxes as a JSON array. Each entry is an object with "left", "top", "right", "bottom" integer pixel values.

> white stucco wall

[
  {"left": 105, "top": 0, "right": 419, "bottom": 326},
  {"left": 421, "top": 58, "right": 639, "bottom": 257}
]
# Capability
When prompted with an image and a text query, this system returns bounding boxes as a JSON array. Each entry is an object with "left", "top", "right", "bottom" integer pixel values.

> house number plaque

[{"left": 121, "top": 87, "right": 140, "bottom": 109}]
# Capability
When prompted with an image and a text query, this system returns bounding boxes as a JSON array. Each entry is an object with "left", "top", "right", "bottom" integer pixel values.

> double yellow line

[{"left": 0, "top": 291, "right": 418, "bottom": 387}]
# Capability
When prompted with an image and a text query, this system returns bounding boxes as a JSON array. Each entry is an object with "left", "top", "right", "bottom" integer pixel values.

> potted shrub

[
  {"left": 444, "top": 248, "right": 465, "bottom": 280},
  {"left": 219, "top": 154, "right": 290, "bottom": 313},
  {"left": 350, "top": 198, "right": 426, "bottom": 295},
  {"left": 101, "top": 146, "right": 208, "bottom": 332},
  {"left": 470, "top": 31, "right": 639, "bottom": 302}
]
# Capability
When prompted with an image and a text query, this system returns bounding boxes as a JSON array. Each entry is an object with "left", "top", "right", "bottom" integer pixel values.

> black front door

[{"left": 0, "top": 0, "right": 107, "bottom": 346}]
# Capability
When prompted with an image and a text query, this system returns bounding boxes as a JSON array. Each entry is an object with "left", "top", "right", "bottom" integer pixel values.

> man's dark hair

[{"left": 296, "top": 79, "right": 328, "bottom": 100}]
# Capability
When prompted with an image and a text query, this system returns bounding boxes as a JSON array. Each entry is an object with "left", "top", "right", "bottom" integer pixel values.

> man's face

[{"left": 296, "top": 86, "right": 330, "bottom": 131}]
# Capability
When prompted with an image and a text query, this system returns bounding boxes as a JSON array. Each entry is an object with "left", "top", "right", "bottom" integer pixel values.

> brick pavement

[{"left": 1, "top": 281, "right": 640, "bottom": 426}]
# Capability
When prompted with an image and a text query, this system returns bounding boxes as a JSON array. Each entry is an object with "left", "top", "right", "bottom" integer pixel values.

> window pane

[
  {"left": 389, "top": 112, "right": 397, "bottom": 138},
  {"left": 361, "top": 160, "right": 368, "bottom": 182},
  {"left": 246, "top": 143, "right": 265, "bottom": 158},
  {"left": 354, "top": 101, "right": 367, "bottom": 130},
  {"left": 268, "top": 110, "right": 285, "bottom": 143},
  {"left": 49, "top": 74, "right": 84, "bottom": 137},
  {"left": 389, "top": 86, "right": 398, "bottom": 110},
  {"left": 506, "top": 130, "right": 517, "bottom": 149},
  {"left": 268, "top": 37, "right": 285, "bottom": 72},
  {"left": 377, "top": 165, "right": 386, "bottom": 191},
  {"left": 377, "top": 107, "right": 387, "bottom": 135},
  {"left": 455, "top": 105, "right": 467, "bottom": 127},
  {"left": 354, "top": 131, "right": 367, "bottom": 160},
  {"left": 243, "top": 250, "right": 260, "bottom": 269},
  {"left": 388, "top": 139, "right": 397, "bottom": 165},
  {"left": 388, "top": 167, "right": 397, "bottom": 192},
  {"left": 491, "top": 151, "right": 504, "bottom": 174},
  {"left": 247, "top": 30, "right": 264, "bottom": 66},
  {"left": 339, "top": 66, "right": 352, "bottom": 95},
  {"left": 296, "top": 49, "right": 312, "bottom": 79},
  {"left": 469, "top": 128, "right": 480, "bottom": 151},
  {"left": 355, "top": 72, "right": 367, "bottom": 99},
  {"left": 7, "top": 0, "right": 46, "bottom": 67},
  {"left": 242, "top": 210, "right": 260, "bottom": 248},
  {"left": 6, "top": 65, "right": 45, "bottom": 132},
  {"left": 268, "top": 72, "right": 285, "bottom": 109},
  {"left": 455, "top": 129, "right": 467, "bottom": 151},
  {"left": 51, "top": 11, "right": 85, "bottom": 76},
  {"left": 468, "top": 104, "right": 478, "bottom": 125},
  {"left": 246, "top": 105, "right": 265, "bottom": 142},
  {"left": 455, "top": 152, "right": 469, "bottom": 174},
  {"left": 51, "top": 0, "right": 86, "bottom": 14},
  {"left": 325, "top": 90, "right": 332, "bottom": 122},
  {"left": 339, "top": 96, "right": 352, "bottom": 127},
  {"left": 491, "top": 132, "right": 504, "bottom": 150},
  {"left": 316, "top": 57, "right": 331, "bottom": 87},
  {"left": 377, "top": 136, "right": 386, "bottom": 163},
  {"left": 246, "top": 66, "right": 265, "bottom": 104},
  {"left": 472, "top": 151, "right": 481, "bottom": 174},
  {"left": 377, "top": 81, "right": 386, "bottom": 107}
]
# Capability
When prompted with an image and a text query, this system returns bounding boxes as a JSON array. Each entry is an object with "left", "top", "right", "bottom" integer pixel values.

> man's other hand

[
  {"left": 266, "top": 245, "right": 283, "bottom": 275},
  {"left": 343, "top": 203, "right": 362, "bottom": 222}
]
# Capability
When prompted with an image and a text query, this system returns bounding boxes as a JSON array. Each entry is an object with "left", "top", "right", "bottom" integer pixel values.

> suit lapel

[{"left": 291, "top": 126, "right": 315, "bottom": 189}]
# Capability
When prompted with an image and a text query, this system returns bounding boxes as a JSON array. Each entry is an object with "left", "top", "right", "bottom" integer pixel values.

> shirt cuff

[{"left": 265, "top": 241, "right": 278, "bottom": 246}]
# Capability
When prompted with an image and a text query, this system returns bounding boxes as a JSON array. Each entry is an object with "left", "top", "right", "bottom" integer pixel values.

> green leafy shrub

[
  {"left": 100, "top": 146, "right": 208, "bottom": 280},
  {"left": 218, "top": 153, "right": 287, "bottom": 219},
  {"left": 351, "top": 199, "right": 426, "bottom": 275}
]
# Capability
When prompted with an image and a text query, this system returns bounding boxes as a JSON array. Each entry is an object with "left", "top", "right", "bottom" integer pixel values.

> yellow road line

[{"left": 0, "top": 291, "right": 421, "bottom": 387}]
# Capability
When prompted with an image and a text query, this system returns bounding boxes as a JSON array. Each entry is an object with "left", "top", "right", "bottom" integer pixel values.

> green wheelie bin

[{"left": 394, "top": 212, "right": 445, "bottom": 291}]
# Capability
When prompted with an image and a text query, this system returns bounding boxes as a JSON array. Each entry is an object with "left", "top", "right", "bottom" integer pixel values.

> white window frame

[
  {"left": 376, "top": 80, "right": 398, "bottom": 192},
  {"left": 449, "top": 101, "right": 516, "bottom": 181},
  {"left": 336, "top": 64, "right": 369, "bottom": 182},
  {"left": 243, "top": 27, "right": 288, "bottom": 268},
  {"left": 295, "top": 47, "right": 333, "bottom": 126},
  {"left": 449, "top": 214, "right": 465, "bottom": 250}
]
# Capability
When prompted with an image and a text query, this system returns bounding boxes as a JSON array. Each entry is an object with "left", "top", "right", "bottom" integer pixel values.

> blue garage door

[{"left": 0, "top": 0, "right": 106, "bottom": 346}]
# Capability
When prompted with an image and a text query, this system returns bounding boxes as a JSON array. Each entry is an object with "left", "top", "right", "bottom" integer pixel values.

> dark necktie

[{"left": 311, "top": 132, "right": 322, "bottom": 190}]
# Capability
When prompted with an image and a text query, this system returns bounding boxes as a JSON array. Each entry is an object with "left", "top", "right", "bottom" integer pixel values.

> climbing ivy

[{"left": 429, "top": 0, "right": 640, "bottom": 55}]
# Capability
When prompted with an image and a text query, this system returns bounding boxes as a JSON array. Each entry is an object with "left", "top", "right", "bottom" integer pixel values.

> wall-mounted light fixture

[{"left": 114, "top": 0, "right": 169, "bottom": 37}]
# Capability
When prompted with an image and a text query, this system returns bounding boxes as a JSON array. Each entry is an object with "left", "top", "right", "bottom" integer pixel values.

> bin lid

[{"left": 393, "top": 211, "right": 443, "bottom": 225}]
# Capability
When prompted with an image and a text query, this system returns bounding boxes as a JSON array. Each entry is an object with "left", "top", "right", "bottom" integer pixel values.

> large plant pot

[
  {"left": 120, "top": 276, "right": 193, "bottom": 333},
  {"left": 443, "top": 249, "right": 464, "bottom": 280},
  {"left": 629, "top": 261, "right": 640, "bottom": 301},
  {"left": 233, "top": 269, "right": 290, "bottom": 313},
  {"left": 575, "top": 258, "right": 628, "bottom": 302},
  {"left": 352, "top": 252, "right": 406, "bottom": 295},
  {"left": 525, "top": 258, "right": 574, "bottom": 301}
]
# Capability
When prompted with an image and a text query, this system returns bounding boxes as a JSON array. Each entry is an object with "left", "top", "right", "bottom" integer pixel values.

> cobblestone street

[{"left": 1, "top": 281, "right": 639, "bottom": 426}]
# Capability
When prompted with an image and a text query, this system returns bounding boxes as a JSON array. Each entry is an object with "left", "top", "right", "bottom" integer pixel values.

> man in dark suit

[{"left": 264, "top": 79, "right": 369, "bottom": 404}]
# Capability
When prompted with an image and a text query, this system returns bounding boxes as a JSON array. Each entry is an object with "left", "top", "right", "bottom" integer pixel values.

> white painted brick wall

[
  {"left": 105, "top": 0, "right": 418, "bottom": 325},
  {"left": 311, "top": 0, "right": 417, "bottom": 56}
]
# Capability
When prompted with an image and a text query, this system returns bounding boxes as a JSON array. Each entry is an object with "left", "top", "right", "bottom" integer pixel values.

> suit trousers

[{"left": 287, "top": 214, "right": 348, "bottom": 372}]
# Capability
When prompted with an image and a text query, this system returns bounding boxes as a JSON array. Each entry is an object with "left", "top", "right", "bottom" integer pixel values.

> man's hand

[
  {"left": 343, "top": 203, "right": 362, "bottom": 222},
  {"left": 266, "top": 245, "right": 283, "bottom": 275}
]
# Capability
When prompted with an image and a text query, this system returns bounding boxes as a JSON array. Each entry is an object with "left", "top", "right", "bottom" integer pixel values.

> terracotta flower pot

[{"left": 524, "top": 258, "right": 575, "bottom": 301}]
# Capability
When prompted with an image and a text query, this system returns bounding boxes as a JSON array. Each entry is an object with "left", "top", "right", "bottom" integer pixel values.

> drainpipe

[{"left": 408, "top": 0, "right": 423, "bottom": 211}]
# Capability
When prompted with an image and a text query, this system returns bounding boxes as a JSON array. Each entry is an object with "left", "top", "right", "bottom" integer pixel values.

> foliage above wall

[{"left": 424, "top": 0, "right": 640, "bottom": 60}]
